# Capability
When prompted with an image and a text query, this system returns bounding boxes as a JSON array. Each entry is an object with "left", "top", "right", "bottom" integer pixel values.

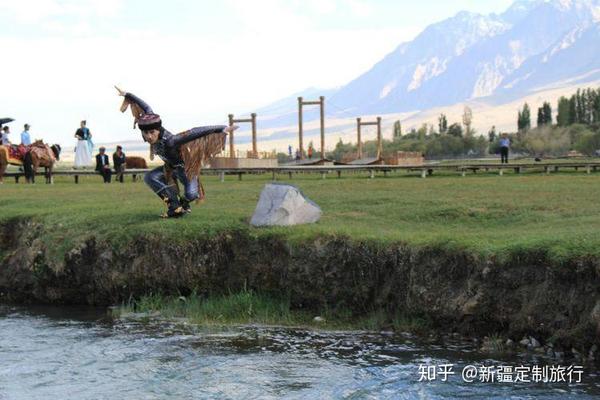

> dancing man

[{"left": 116, "top": 86, "right": 237, "bottom": 218}]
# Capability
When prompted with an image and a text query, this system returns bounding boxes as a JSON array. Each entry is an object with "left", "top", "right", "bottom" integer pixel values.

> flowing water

[{"left": 1, "top": 305, "right": 599, "bottom": 399}]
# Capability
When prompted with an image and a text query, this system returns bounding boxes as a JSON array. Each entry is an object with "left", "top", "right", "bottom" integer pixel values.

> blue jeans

[{"left": 144, "top": 165, "right": 199, "bottom": 202}]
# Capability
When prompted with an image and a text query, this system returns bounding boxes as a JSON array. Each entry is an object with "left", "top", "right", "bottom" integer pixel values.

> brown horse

[
  {"left": 125, "top": 156, "right": 147, "bottom": 169},
  {"left": 0, "top": 141, "right": 61, "bottom": 184},
  {"left": 22, "top": 141, "right": 61, "bottom": 184},
  {"left": 0, "top": 145, "right": 25, "bottom": 184}
]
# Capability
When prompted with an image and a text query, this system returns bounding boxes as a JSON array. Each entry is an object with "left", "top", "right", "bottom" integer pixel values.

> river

[{"left": 0, "top": 305, "right": 598, "bottom": 399}]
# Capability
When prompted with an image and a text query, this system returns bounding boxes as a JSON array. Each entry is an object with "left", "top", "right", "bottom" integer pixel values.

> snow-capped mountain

[
  {"left": 257, "top": 0, "right": 600, "bottom": 128},
  {"left": 330, "top": 0, "right": 600, "bottom": 115}
]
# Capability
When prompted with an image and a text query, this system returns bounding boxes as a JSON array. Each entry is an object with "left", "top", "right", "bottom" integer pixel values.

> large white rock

[{"left": 250, "top": 183, "right": 321, "bottom": 226}]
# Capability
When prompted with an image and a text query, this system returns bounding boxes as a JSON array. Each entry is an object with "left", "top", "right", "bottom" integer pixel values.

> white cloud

[
  {"left": 0, "top": 0, "right": 122, "bottom": 25},
  {"left": 347, "top": 0, "right": 373, "bottom": 18}
]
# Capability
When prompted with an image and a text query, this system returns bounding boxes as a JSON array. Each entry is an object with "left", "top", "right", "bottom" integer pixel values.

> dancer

[{"left": 116, "top": 86, "right": 237, "bottom": 218}]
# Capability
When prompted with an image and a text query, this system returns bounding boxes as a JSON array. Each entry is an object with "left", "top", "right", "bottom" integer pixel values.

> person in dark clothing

[
  {"left": 499, "top": 133, "right": 510, "bottom": 164},
  {"left": 113, "top": 145, "right": 126, "bottom": 183},
  {"left": 95, "top": 147, "right": 112, "bottom": 183},
  {"left": 115, "top": 86, "right": 237, "bottom": 218}
]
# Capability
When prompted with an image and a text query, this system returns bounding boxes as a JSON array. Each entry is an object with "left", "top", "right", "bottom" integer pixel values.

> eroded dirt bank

[{"left": 1, "top": 217, "right": 599, "bottom": 356}]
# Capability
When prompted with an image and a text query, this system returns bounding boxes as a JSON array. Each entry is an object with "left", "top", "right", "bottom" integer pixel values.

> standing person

[
  {"left": 288, "top": 144, "right": 292, "bottom": 159},
  {"left": 115, "top": 86, "right": 236, "bottom": 218},
  {"left": 20, "top": 124, "right": 31, "bottom": 145},
  {"left": 1, "top": 126, "right": 10, "bottom": 145},
  {"left": 499, "top": 133, "right": 510, "bottom": 164},
  {"left": 74, "top": 120, "right": 93, "bottom": 168},
  {"left": 95, "top": 147, "right": 112, "bottom": 183},
  {"left": 113, "top": 145, "right": 126, "bottom": 183},
  {"left": 307, "top": 145, "right": 313, "bottom": 160}
]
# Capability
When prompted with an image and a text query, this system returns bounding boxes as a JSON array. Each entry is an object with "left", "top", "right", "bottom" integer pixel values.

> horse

[
  {"left": 22, "top": 141, "right": 61, "bottom": 184},
  {"left": 125, "top": 156, "right": 147, "bottom": 169},
  {"left": 0, "top": 144, "right": 26, "bottom": 184},
  {"left": 0, "top": 140, "right": 61, "bottom": 183}
]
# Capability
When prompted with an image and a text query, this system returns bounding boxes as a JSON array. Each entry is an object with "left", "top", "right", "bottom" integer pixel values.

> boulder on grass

[{"left": 250, "top": 183, "right": 321, "bottom": 226}]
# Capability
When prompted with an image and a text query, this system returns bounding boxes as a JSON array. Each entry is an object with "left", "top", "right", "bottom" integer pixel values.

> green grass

[
  {"left": 2, "top": 170, "right": 600, "bottom": 259},
  {"left": 115, "top": 290, "right": 432, "bottom": 332}
]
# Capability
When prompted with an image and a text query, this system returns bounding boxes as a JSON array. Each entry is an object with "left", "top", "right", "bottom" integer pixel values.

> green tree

[
  {"left": 569, "top": 95, "right": 577, "bottom": 124},
  {"left": 557, "top": 97, "right": 570, "bottom": 127},
  {"left": 593, "top": 88, "right": 600, "bottom": 124},
  {"left": 417, "top": 124, "right": 428, "bottom": 140},
  {"left": 537, "top": 102, "right": 552, "bottom": 127},
  {"left": 393, "top": 120, "right": 402, "bottom": 139},
  {"left": 518, "top": 103, "right": 531, "bottom": 132},
  {"left": 576, "top": 89, "right": 585, "bottom": 124},
  {"left": 523, "top": 103, "right": 531, "bottom": 130},
  {"left": 438, "top": 114, "right": 448, "bottom": 134},
  {"left": 543, "top": 102, "right": 552, "bottom": 125},
  {"left": 447, "top": 123, "right": 463, "bottom": 138},
  {"left": 537, "top": 107, "right": 544, "bottom": 127},
  {"left": 462, "top": 106, "right": 473, "bottom": 136},
  {"left": 574, "top": 129, "right": 600, "bottom": 156},
  {"left": 488, "top": 125, "right": 497, "bottom": 142}
]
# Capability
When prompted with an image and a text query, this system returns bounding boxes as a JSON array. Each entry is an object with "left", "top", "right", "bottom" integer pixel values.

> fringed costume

[{"left": 119, "top": 92, "right": 226, "bottom": 218}]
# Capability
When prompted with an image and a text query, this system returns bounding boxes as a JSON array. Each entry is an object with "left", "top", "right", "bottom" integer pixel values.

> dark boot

[
  {"left": 157, "top": 187, "right": 185, "bottom": 218},
  {"left": 179, "top": 196, "right": 191, "bottom": 213}
]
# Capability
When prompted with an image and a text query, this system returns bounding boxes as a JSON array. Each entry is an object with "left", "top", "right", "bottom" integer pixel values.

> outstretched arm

[{"left": 171, "top": 126, "right": 227, "bottom": 147}]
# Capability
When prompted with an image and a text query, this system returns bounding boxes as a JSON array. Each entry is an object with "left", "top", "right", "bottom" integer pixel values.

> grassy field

[{"left": 1, "top": 169, "right": 600, "bottom": 259}]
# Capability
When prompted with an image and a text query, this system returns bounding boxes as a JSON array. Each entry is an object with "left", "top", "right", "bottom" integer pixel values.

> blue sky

[{"left": 0, "top": 0, "right": 515, "bottom": 146}]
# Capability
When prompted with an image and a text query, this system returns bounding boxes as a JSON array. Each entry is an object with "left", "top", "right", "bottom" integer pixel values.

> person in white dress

[{"left": 74, "top": 120, "right": 93, "bottom": 168}]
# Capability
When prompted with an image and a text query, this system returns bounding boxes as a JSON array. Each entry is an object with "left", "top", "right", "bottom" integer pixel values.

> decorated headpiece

[
  {"left": 120, "top": 98, "right": 146, "bottom": 129},
  {"left": 138, "top": 114, "right": 162, "bottom": 132}
]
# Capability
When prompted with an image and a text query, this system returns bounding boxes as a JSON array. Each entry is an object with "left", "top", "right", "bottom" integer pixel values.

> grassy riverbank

[
  {"left": 1, "top": 171, "right": 600, "bottom": 260},
  {"left": 115, "top": 290, "right": 431, "bottom": 332}
]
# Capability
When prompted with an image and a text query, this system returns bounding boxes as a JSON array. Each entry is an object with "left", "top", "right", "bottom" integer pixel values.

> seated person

[
  {"left": 113, "top": 145, "right": 126, "bottom": 183},
  {"left": 95, "top": 147, "right": 112, "bottom": 183}
]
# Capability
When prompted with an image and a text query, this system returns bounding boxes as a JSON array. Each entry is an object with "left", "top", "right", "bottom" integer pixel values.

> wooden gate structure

[
  {"left": 228, "top": 113, "right": 257, "bottom": 158},
  {"left": 356, "top": 117, "right": 382, "bottom": 160},
  {"left": 297, "top": 96, "right": 325, "bottom": 160}
]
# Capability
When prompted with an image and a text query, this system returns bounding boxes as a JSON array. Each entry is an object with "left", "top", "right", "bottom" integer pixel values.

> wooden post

[
  {"left": 228, "top": 114, "right": 235, "bottom": 158},
  {"left": 298, "top": 97, "right": 304, "bottom": 160},
  {"left": 251, "top": 113, "right": 257, "bottom": 158},
  {"left": 376, "top": 117, "right": 382, "bottom": 160},
  {"left": 320, "top": 96, "right": 325, "bottom": 159},
  {"left": 357, "top": 118, "right": 362, "bottom": 159}
]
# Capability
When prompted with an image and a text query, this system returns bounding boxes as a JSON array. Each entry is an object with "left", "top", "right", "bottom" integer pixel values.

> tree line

[
  {"left": 276, "top": 86, "right": 600, "bottom": 162},
  {"left": 517, "top": 88, "right": 600, "bottom": 130}
]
